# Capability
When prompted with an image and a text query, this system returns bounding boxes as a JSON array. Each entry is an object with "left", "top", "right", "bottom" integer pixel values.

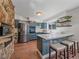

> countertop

[
  {"left": 37, "top": 33, "right": 74, "bottom": 40},
  {"left": 0, "top": 38, "right": 11, "bottom": 44},
  {"left": 0, "top": 33, "right": 14, "bottom": 44}
]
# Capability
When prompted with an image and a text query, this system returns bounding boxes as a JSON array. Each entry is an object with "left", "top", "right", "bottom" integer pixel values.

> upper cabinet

[
  {"left": 36, "top": 22, "right": 47, "bottom": 29},
  {"left": 41, "top": 23, "right": 47, "bottom": 29},
  {"left": 49, "top": 23, "right": 56, "bottom": 29}
]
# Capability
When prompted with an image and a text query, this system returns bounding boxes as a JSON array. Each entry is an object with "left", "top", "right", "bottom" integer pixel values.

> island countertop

[{"left": 37, "top": 33, "right": 74, "bottom": 40}]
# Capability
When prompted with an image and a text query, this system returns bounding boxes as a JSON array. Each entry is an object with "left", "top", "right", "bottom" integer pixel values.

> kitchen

[
  {"left": 0, "top": 0, "right": 79, "bottom": 59},
  {"left": 14, "top": 14, "right": 78, "bottom": 59}
]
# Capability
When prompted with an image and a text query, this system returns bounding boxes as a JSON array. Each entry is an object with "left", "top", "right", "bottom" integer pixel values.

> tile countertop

[{"left": 37, "top": 33, "right": 74, "bottom": 40}]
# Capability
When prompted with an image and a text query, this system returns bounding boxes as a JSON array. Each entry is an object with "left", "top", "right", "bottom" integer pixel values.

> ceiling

[{"left": 13, "top": 0, "right": 79, "bottom": 22}]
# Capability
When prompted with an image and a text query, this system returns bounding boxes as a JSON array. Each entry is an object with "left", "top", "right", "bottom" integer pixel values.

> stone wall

[
  {"left": 0, "top": 1, "right": 15, "bottom": 59},
  {"left": 0, "top": 0, "right": 15, "bottom": 33}
]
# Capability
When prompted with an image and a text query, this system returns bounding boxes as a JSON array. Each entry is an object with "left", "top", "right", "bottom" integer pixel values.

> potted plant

[{"left": 63, "top": 16, "right": 72, "bottom": 21}]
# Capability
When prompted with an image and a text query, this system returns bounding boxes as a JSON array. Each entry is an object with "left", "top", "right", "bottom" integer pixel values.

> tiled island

[{"left": 37, "top": 33, "right": 74, "bottom": 59}]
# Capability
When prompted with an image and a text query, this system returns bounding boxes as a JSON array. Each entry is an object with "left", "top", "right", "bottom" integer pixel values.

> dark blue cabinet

[
  {"left": 41, "top": 23, "right": 47, "bottom": 29},
  {"left": 36, "top": 23, "right": 47, "bottom": 29},
  {"left": 29, "top": 33, "right": 37, "bottom": 40},
  {"left": 37, "top": 36, "right": 50, "bottom": 55},
  {"left": 29, "top": 26, "right": 35, "bottom": 33},
  {"left": 29, "top": 26, "right": 37, "bottom": 40}
]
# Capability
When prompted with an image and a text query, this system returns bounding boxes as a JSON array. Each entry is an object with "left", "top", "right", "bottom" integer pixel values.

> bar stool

[
  {"left": 48, "top": 50, "right": 56, "bottom": 59},
  {"left": 49, "top": 43, "right": 66, "bottom": 59},
  {"left": 68, "top": 39, "right": 79, "bottom": 55},
  {"left": 60, "top": 40, "right": 74, "bottom": 59}
]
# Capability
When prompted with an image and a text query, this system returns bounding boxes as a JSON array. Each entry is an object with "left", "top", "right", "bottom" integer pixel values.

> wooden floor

[
  {"left": 10, "top": 40, "right": 40, "bottom": 59},
  {"left": 10, "top": 40, "right": 79, "bottom": 59}
]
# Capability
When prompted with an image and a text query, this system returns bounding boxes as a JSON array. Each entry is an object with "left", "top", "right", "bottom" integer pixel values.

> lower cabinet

[
  {"left": 37, "top": 36, "right": 50, "bottom": 55},
  {"left": 29, "top": 33, "right": 37, "bottom": 40}
]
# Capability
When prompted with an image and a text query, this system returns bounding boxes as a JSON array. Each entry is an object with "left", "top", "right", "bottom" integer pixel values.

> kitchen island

[
  {"left": 37, "top": 33, "right": 74, "bottom": 59},
  {"left": 0, "top": 33, "right": 14, "bottom": 59}
]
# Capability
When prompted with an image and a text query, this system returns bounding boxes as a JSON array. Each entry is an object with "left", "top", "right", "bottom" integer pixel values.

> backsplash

[{"left": 47, "top": 27, "right": 72, "bottom": 34}]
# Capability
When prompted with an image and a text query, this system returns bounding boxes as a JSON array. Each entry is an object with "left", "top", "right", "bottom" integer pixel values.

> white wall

[
  {"left": 45, "top": 7, "right": 79, "bottom": 37},
  {"left": 67, "top": 7, "right": 79, "bottom": 39},
  {"left": 45, "top": 11, "right": 67, "bottom": 32},
  {"left": 46, "top": 11, "right": 71, "bottom": 34}
]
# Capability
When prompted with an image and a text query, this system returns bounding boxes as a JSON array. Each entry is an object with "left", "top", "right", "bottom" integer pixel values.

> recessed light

[{"left": 35, "top": 10, "right": 44, "bottom": 16}]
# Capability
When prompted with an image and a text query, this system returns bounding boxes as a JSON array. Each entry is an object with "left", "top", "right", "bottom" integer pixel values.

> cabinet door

[
  {"left": 42, "top": 40, "right": 49, "bottom": 55},
  {"left": 29, "top": 33, "right": 37, "bottom": 40},
  {"left": 41, "top": 23, "right": 47, "bottom": 29},
  {"left": 37, "top": 37, "right": 50, "bottom": 55}
]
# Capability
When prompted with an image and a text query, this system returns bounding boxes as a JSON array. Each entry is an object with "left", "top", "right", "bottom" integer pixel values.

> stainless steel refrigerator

[{"left": 18, "top": 21, "right": 29, "bottom": 43}]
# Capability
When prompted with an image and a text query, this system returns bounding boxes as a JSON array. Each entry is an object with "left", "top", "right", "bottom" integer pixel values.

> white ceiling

[{"left": 13, "top": 0, "right": 79, "bottom": 22}]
